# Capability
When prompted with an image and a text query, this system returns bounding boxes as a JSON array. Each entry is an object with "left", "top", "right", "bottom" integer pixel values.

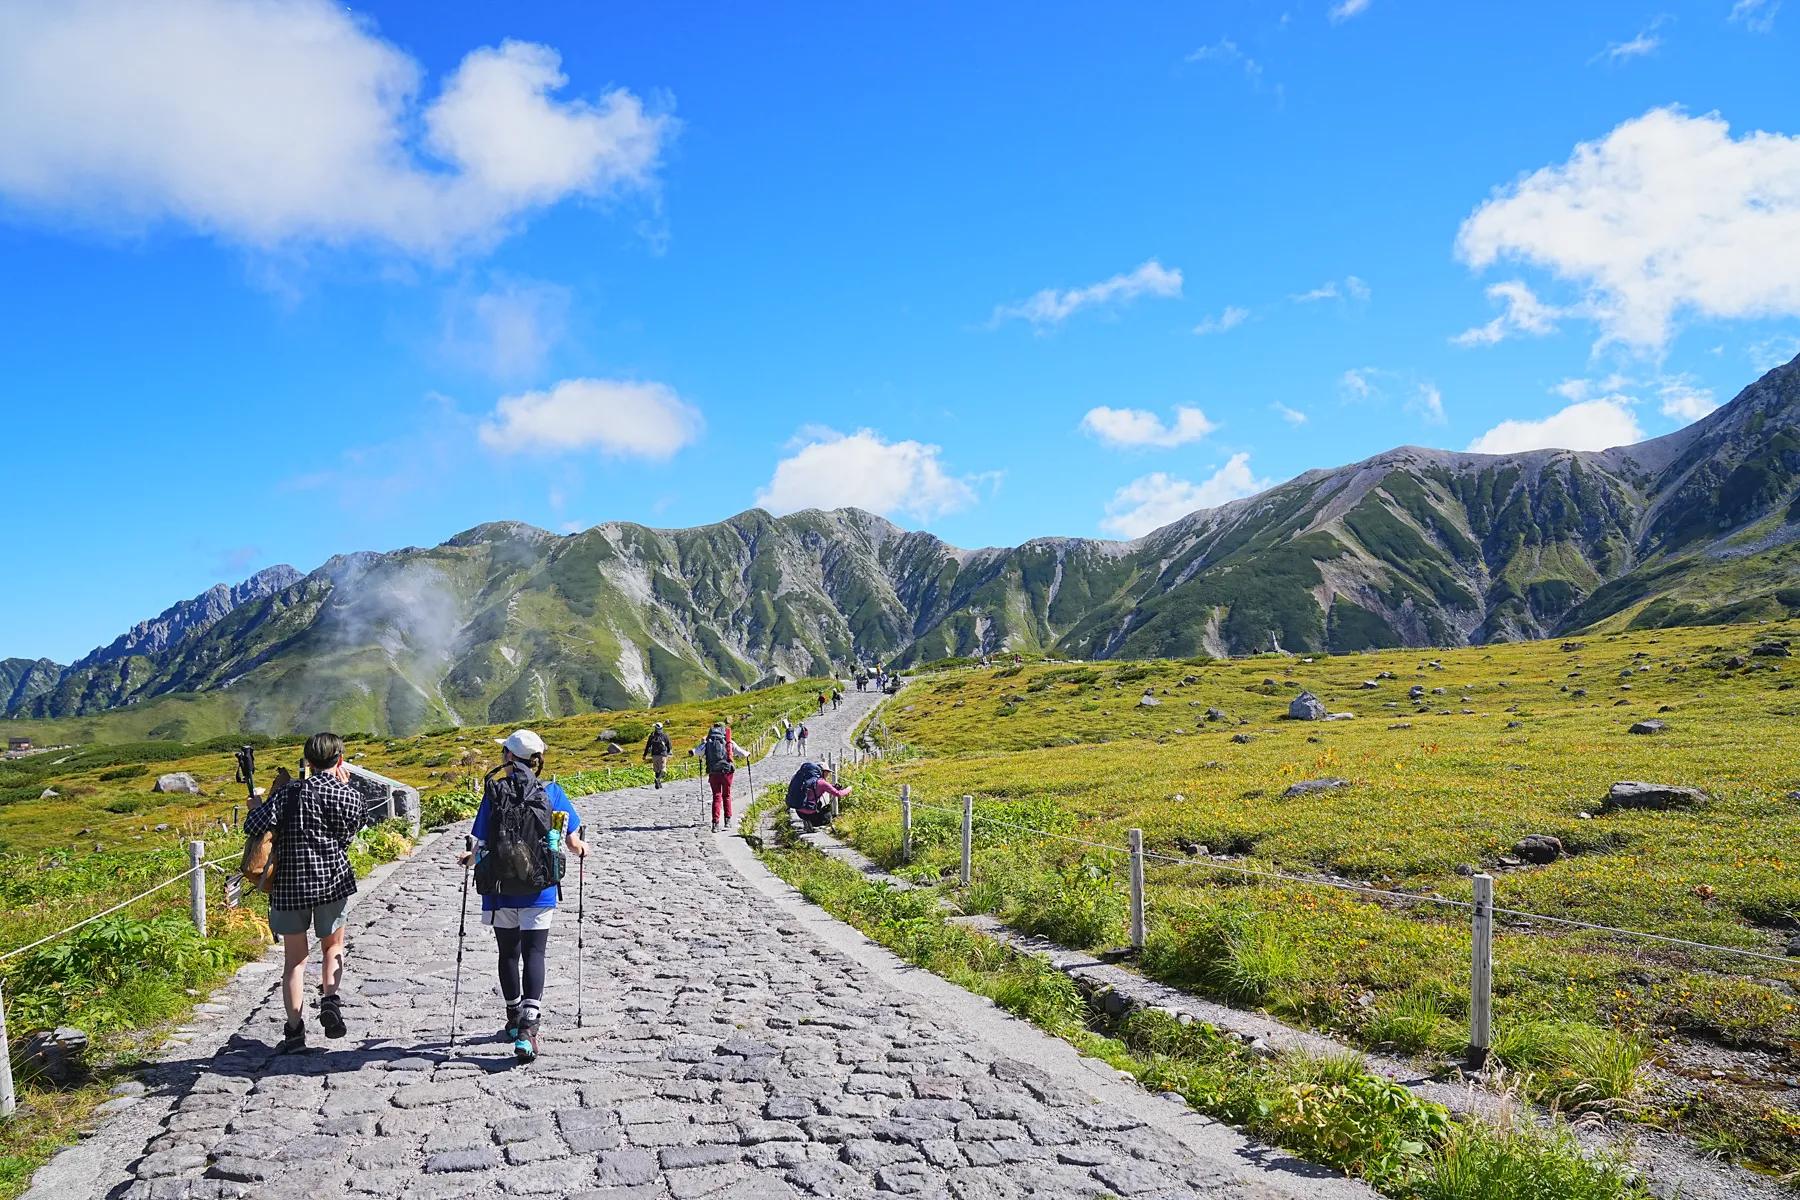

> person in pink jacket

[{"left": 798, "top": 768, "right": 852, "bottom": 829}]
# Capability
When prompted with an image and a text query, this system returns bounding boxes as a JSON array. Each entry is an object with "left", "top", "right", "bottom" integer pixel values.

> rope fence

[{"left": 884, "top": 785, "right": 1796, "bottom": 1063}]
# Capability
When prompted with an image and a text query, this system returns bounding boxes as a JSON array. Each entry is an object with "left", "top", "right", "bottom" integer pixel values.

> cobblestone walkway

[{"left": 91, "top": 692, "right": 1347, "bottom": 1200}]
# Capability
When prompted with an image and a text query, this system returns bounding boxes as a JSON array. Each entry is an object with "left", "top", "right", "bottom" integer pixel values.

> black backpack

[
  {"left": 785, "top": 761, "right": 823, "bottom": 812},
  {"left": 646, "top": 729, "right": 671, "bottom": 756},
  {"left": 702, "top": 727, "right": 734, "bottom": 774},
  {"left": 474, "top": 763, "right": 563, "bottom": 897}
]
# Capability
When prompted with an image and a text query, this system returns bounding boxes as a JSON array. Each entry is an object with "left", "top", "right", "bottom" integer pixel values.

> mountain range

[{"left": 8, "top": 354, "right": 1800, "bottom": 738}]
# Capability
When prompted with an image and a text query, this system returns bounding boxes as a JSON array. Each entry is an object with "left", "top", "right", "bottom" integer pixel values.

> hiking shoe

[
  {"left": 514, "top": 1021, "right": 540, "bottom": 1063},
  {"left": 319, "top": 994, "right": 346, "bottom": 1040},
  {"left": 500, "top": 1006, "right": 521, "bottom": 1043},
  {"left": 276, "top": 1019, "right": 307, "bottom": 1055},
  {"left": 711, "top": 820, "right": 721, "bottom": 833}
]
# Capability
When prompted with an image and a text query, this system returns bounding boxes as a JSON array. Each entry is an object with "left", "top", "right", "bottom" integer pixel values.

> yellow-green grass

[{"left": 838, "top": 623, "right": 1800, "bottom": 1172}]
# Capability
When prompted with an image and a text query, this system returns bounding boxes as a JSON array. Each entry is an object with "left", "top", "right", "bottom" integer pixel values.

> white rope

[
  {"left": 0, "top": 854, "right": 236, "bottom": 962},
  {"left": 891, "top": 797, "right": 1796, "bottom": 968}
]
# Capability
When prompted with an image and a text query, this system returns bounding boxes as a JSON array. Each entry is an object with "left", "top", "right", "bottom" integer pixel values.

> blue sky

[{"left": 4, "top": 0, "right": 1799, "bottom": 663}]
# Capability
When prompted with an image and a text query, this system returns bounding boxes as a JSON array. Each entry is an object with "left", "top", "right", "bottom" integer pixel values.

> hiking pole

[
  {"left": 576, "top": 853, "right": 586, "bottom": 1029},
  {"left": 450, "top": 834, "right": 473, "bottom": 1054}
]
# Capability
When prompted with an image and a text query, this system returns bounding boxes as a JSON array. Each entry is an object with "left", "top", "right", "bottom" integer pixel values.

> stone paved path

[{"left": 66, "top": 690, "right": 1361, "bottom": 1200}]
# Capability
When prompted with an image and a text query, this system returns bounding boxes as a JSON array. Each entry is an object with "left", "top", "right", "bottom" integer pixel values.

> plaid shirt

[{"left": 244, "top": 772, "right": 364, "bottom": 912}]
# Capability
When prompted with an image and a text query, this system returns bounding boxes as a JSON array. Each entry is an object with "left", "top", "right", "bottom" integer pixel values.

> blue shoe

[{"left": 514, "top": 1020, "right": 539, "bottom": 1063}]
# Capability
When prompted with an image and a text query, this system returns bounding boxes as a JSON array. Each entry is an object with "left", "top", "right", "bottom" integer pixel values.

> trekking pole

[
  {"left": 576, "top": 852, "right": 586, "bottom": 1029},
  {"left": 450, "top": 834, "right": 473, "bottom": 1053}
]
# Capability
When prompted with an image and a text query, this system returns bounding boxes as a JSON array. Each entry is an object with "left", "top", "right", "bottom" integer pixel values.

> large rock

[
  {"left": 1137, "top": 694, "right": 1160, "bottom": 707},
  {"left": 1408, "top": 685, "right": 1424, "bottom": 699},
  {"left": 1205, "top": 707, "right": 1227, "bottom": 722},
  {"left": 1603, "top": 781, "right": 1710, "bottom": 812},
  {"left": 1282, "top": 777, "right": 1349, "bottom": 798},
  {"left": 1512, "top": 834, "right": 1563, "bottom": 864},
  {"left": 344, "top": 764, "right": 421, "bottom": 834},
  {"left": 1753, "top": 641, "right": 1790, "bottom": 657},
  {"left": 1287, "top": 691, "right": 1327, "bottom": 721},
  {"left": 152, "top": 772, "right": 199, "bottom": 795},
  {"left": 1628, "top": 719, "right": 1665, "bottom": 735}
]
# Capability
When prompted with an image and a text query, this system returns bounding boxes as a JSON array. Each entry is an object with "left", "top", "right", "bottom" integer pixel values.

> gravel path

[{"left": 41, "top": 690, "right": 1371, "bottom": 1200}]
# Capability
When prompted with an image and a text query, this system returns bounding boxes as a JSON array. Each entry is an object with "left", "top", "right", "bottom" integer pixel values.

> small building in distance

[{"left": 7, "top": 736, "right": 30, "bottom": 753}]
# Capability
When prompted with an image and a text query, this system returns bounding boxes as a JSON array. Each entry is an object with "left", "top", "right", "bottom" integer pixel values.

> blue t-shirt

[{"left": 471, "top": 780, "right": 581, "bottom": 911}]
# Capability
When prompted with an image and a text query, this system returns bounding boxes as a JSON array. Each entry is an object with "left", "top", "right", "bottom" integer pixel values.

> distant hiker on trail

[
  {"left": 856, "top": 674, "right": 867, "bottom": 692},
  {"left": 786, "top": 761, "right": 852, "bottom": 830},
  {"left": 784, "top": 723, "right": 797, "bottom": 754},
  {"left": 817, "top": 690, "right": 828, "bottom": 714},
  {"left": 831, "top": 688, "right": 842, "bottom": 711},
  {"left": 244, "top": 731, "right": 365, "bottom": 1055},
  {"left": 459, "top": 729, "right": 586, "bottom": 1064},
  {"left": 643, "top": 722, "right": 673, "bottom": 789},
  {"left": 798, "top": 724, "right": 810, "bottom": 755},
  {"left": 696, "top": 722, "right": 746, "bottom": 831}
]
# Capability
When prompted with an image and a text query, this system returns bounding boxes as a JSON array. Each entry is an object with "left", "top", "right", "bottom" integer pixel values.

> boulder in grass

[
  {"left": 1512, "top": 834, "right": 1563, "bottom": 864},
  {"left": 1628, "top": 719, "right": 1665, "bottom": 735},
  {"left": 153, "top": 772, "right": 199, "bottom": 795},
  {"left": 1603, "top": 781, "right": 1711, "bottom": 812},
  {"left": 1360, "top": 680, "right": 1379, "bottom": 690},
  {"left": 1137, "top": 694, "right": 1160, "bottom": 707},
  {"left": 1753, "top": 641, "right": 1791, "bottom": 657},
  {"left": 1288, "top": 691, "right": 1327, "bottom": 721},
  {"left": 1282, "top": 777, "right": 1350, "bottom": 799},
  {"left": 1206, "top": 707, "right": 1228, "bottom": 722},
  {"left": 1408, "top": 685, "right": 1425, "bottom": 699},
  {"left": 1230, "top": 733, "right": 1255, "bottom": 745}
]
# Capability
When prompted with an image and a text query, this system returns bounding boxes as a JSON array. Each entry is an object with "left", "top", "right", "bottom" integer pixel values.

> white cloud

[
  {"left": 1194, "top": 306, "right": 1249, "bottom": 335},
  {"left": 1467, "top": 399, "right": 1645, "bottom": 454},
  {"left": 443, "top": 278, "right": 570, "bottom": 377},
  {"left": 1408, "top": 384, "right": 1447, "bottom": 425},
  {"left": 1591, "top": 16, "right": 1669, "bottom": 65},
  {"left": 1329, "top": 0, "right": 1372, "bottom": 23},
  {"left": 0, "top": 0, "right": 671, "bottom": 256},
  {"left": 992, "top": 260, "right": 1182, "bottom": 328},
  {"left": 1731, "top": 0, "right": 1780, "bottom": 33},
  {"left": 1271, "top": 402, "right": 1307, "bottom": 425},
  {"left": 1657, "top": 376, "right": 1718, "bottom": 421},
  {"left": 1186, "top": 38, "right": 1263, "bottom": 87},
  {"left": 1340, "top": 367, "right": 1379, "bottom": 399},
  {"left": 1080, "top": 405, "right": 1218, "bottom": 449},
  {"left": 1295, "top": 276, "right": 1370, "bottom": 303},
  {"left": 755, "top": 429, "right": 980, "bottom": 522},
  {"left": 1452, "top": 280, "right": 1566, "bottom": 346},
  {"left": 1456, "top": 107, "right": 1800, "bottom": 351},
  {"left": 1748, "top": 333, "right": 1800, "bottom": 371},
  {"left": 479, "top": 378, "right": 700, "bottom": 460},
  {"left": 1100, "top": 455, "right": 1270, "bottom": 538}
]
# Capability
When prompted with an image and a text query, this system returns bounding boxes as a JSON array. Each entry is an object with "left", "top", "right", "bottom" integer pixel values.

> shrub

[{"left": 1491, "top": 1020, "right": 1646, "bottom": 1111}]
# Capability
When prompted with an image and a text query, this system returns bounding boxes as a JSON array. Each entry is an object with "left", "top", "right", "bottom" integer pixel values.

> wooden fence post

[
  {"left": 188, "top": 840, "right": 207, "bottom": 938},
  {"left": 1128, "top": 828, "right": 1146, "bottom": 950},
  {"left": 1470, "top": 873, "right": 1494, "bottom": 1066},
  {"left": 960, "top": 795, "right": 973, "bottom": 886},
  {"left": 900, "top": 784, "right": 912, "bottom": 863}
]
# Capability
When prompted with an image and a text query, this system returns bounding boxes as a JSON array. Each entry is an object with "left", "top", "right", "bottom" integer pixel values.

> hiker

[
  {"left": 784, "top": 723, "right": 796, "bottom": 754},
  {"left": 831, "top": 688, "right": 842, "bottom": 711},
  {"left": 696, "top": 722, "right": 746, "bottom": 831},
  {"left": 243, "top": 732, "right": 366, "bottom": 1055},
  {"left": 817, "top": 690, "right": 827, "bottom": 714},
  {"left": 643, "top": 722, "right": 672, "bottom": 789},
  {"left": 797, "top": 724, "right": 810, "bottom": 755},
  {"left": 786, "top": 762, "right": 852, "bottom": 830},
  {"left": 458, "top": 729, "right": 586, "bottom": 1063}
]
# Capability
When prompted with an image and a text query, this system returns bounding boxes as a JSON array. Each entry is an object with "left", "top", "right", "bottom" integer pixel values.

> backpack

[
  {"left": 474, "top": 763, "right": 563, "bottom": 897},
  {"left": 786, "top": 761, "right": 823, "bottom": 812},
  {"left": 646, "top": 729, "right": 671, "bottom": 756},
  {"left": 799, "top": 725, "right": 810, "bottom": 740},
  {"left": 702, "top": 728, "right": 734, "bottom": 774}
]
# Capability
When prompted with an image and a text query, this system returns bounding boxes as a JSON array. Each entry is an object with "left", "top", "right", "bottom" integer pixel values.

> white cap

[
  {"left": 653, "top": 721, "right": 663, "bottom": 728},
  {"left": 496, "top": 729, "right": 547, "bottom": 758}
]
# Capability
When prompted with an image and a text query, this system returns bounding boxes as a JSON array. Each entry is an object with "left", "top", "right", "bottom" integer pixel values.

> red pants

[{"left": 709, "top": 771, "right": 734, "bottom": 822}]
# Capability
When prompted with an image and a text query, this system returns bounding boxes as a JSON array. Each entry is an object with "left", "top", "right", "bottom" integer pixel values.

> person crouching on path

[
  {"left": 245, "top": 732, "right": 365, "bottom": 1055},
  {"left": 458, "top": 729, "right": 586, "bottom": 1063},
  {"left": 799, "top": 765, "right": 852, "bottom": 830},
  {"left": 644, "top": 722, "right": 672, "bottom": 789},
  {"left": 697, "top": 721, "right": 745, "bottom": 832}
]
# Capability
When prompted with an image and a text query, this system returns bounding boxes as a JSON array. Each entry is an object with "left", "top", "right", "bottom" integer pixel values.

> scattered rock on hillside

[
  {"left": 1628, "top": 719, "right": 1665, "bottom": 735},
  {"left": 1431, "top": 686, "right": 1447, "bottom": 695},
  {"left": 595, "top": 728, "right": 618, "bottom": 741},
  {"left": 1137, "top": 694, "right": 1160, "bottom": 707},
  {"left": 1408, "top": 685, "right": 1425, "bottom": 699},
  {"left": 1561, "top": 642, "right": 1586, "bottom": 652},
  {"left": 1283, "top": 777, "right": 1349, "bottom": 798},
  {"left": 605, "top": 743, "right": 625, "bottom": 756},
  {"left": 1454, "top": 863, "right": 1476, "bottom": 877},
  {"left": 1324, "top": 712, "right": 1357, "bottom": 721},
  {"left": 1604, "top": 781, "right": 1710, "bottom": 811},
  {"left": 1288, "top": 691, "right": 1327, "bottom": 721},
  {"left": 1725, "top": 655, "right": 1748, "bottom": 669},
  {"left": 1360, "top": 680, "right": 1379, "bottom": 689},
  {"left": 39, "top": 788, "right": 57, "bottom": 799},
  {"left": 1376, "top": 671, "right": 1395, "bottom": 679},
  {"left": 1230, "top": 733, "right": 1255, "bottom": 744},
  {"left": 1787, "top": 934, "right": 1800, "bottom": 957},
  {"left": 1513, "top": 834, "right": 1563, "bottom": 864},
  {"left": 1505, "top": 721, "right": 1523, "bottom": 729},
  {"left": 1571, "top": 688, "right": 1588, "bottom": 697},
  {"left": 1206, "top": 707, "right": 1227, "bottom": 721},
  {"left": 1388, "top": 723, "right": 1413, "bottom": 730},
  {"left": 154, "top": 772, "right": 199, "bottom": 795},
  {"left": 1753, "top": 641, "right": 1791, "bottom": 657}
]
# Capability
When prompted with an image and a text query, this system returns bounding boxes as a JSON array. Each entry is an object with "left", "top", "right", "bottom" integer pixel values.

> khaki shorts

[{"left": 268, "top": 897, "right": 350, "bottom": 938}]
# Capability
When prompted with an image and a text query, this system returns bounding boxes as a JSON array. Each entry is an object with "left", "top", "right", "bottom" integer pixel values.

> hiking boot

[
  {"left": 500, "top": 1006, "right": 521, "bottom": 1043},
  {"left": 319, "top": 993, "right": 346, "bottom": 1040},
  {"left": 711, "top": 820, "right": 721, "bottom": 833},
  {"left": 276, "top": 1019, "right": 307, "bottom": 1055},
  {"left": 514, "top": 1019, "right": 540, "bottom": 1063}
]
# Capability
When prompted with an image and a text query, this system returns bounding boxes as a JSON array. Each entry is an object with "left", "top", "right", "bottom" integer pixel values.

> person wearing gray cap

[
  {"left": 643, "top": 722, "right": 673, "bottom": 789},
  {"left": 458, "top": 729, "right": 587, "bottom": 1062}
]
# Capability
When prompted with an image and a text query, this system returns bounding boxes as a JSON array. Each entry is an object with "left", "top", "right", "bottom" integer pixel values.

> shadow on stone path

[{"left": 63, "top": 687, "right": 1364, "bottom": 1200}]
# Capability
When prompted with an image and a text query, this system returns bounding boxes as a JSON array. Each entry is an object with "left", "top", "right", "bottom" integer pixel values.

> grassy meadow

[
  {"left": 818, "top": 625, "right": 1800, "bottom": 1178},
  {"left": 0, "top": 677, "right": 833, "bottom": 1196}
]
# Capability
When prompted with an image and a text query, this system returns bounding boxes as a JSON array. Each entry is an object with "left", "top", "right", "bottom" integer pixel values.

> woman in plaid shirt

[{"left": 244, "top": 732, "right": 366, "bottom": 1054}]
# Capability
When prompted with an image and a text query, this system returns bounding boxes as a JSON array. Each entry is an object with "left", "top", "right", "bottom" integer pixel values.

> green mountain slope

[{"left": 10, "top": 355, "right": 1800, "bottom": 737}]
